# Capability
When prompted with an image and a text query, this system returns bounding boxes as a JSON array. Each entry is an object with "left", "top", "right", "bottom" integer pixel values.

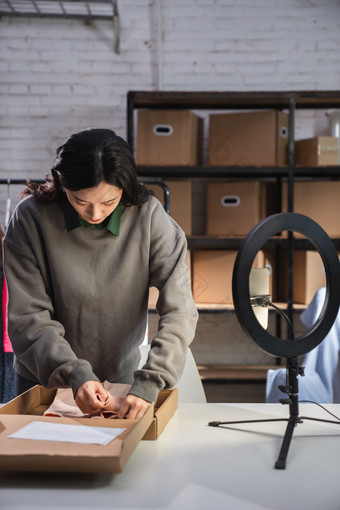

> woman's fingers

[{"left": 116, "top": 394, "right": 151, "bottom": 420}]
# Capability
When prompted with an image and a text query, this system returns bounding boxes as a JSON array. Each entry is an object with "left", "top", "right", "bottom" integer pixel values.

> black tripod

[{"left": 209, "top": 356, "right": 340, "bottom": 469}]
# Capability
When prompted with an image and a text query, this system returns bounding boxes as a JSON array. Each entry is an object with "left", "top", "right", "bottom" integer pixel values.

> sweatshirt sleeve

[
  {"left": 129, "top": 200, "right": 199, "bottom": 402},
  {"left": 3, "top": 203, "right": 100, "bottom": 395}
]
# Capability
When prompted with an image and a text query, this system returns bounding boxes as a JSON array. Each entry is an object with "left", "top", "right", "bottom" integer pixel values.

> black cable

[
  {"left": 264, "top": 300, "right": 294, "bottom": 390},
  {"left": 267, "top": 301, "right": 295, "bottom": 341},
  {"left": 299, "top": 400, "right": 340, "bottom": 422}
]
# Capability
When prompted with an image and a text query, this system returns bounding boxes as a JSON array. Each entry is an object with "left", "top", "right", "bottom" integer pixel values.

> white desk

[{"left": 1, "top": 402, "right": 340, "bottom": 510}]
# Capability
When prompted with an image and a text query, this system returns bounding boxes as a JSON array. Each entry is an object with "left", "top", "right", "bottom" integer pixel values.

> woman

[{"left": 3, "top": 128, "right": 198, "bottom": 419}]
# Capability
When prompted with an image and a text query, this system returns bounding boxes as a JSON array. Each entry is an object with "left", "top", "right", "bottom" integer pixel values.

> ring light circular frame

[{"left": 232, "top": 213, "right": 340, "bottom": 358}]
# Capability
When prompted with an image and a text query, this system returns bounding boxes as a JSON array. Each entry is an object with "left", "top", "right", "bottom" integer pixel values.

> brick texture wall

[{"left": 0, "top": 0, "right": 339, "bottom": 212}]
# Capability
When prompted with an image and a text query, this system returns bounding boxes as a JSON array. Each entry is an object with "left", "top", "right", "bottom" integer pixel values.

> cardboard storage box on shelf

[
  {"left": 293, "top": 251, "right": 326, "bottom": 304},
  {"left": 136, "top": 109, "right": 203, "bottom": 165},
  {"left": 206, "top": 181, "right": 279, "bottom": 237},
  {"left": 147, "top": 180, "right": 192, "bottom": 234},
  {"left": 193, "top": 250, "right": 264, "bottom": 305},
  {"left": 282, "top": 181, "right": 340, "bottom": 238},
  {"left": 209, "top": 110, "right": 288, "bottom": 166},
  {"left": 0, "top": 385, "right": 178, "bottom": 473},
  {"left": 278, "top": 250, "right": 331, "bottom": 305},
  {"left": 295, "top": 136, "right": 339, "bottom": 166}
]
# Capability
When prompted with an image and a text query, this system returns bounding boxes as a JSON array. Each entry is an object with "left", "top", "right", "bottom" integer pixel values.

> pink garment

[
  {"left": 2, "top": 277, "right": 12, "bottom": 353},
  {"left": 44, "top": 382, "right": 132, "bottom": 419}
]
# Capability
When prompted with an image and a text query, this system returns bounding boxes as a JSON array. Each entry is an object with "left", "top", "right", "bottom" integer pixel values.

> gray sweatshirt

[{"left": 3, "top": 194, "right": 198, "bottom": 403}]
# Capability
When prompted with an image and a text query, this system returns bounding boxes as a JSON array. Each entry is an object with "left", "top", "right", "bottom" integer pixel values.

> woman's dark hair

[{"left": 22, "top": 128, "right": 150, "bottom": 206}]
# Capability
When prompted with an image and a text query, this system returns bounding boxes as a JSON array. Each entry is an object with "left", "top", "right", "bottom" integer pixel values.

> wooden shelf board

[
  {"left": 198, "top": 364, "right": 279, "bottom": 381},
  {"left": 128, "top": 90, "right": 340, "bottom": 110}
]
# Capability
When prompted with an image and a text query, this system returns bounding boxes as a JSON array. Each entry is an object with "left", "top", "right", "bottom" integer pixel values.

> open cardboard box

[
  {"left": 0, "top": 386, "right": 178, "bottom": 473},
  {"left": 143, "top": 388, "right": 178, "bottom": 440}
]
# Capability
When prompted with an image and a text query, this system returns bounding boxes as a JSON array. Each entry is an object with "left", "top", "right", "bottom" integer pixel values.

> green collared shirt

[{"left": 60, "top": 199, "right": 123, "bottom": 236}]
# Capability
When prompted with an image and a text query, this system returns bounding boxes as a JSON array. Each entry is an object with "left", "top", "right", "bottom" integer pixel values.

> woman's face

[{"left": 65, "top": 181, "right": 123, "bottom": 224}]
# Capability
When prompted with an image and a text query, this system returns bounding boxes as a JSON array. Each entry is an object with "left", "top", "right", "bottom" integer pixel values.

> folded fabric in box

[{"left": 44, "top": 382, "right": 131, "bottom": 419}]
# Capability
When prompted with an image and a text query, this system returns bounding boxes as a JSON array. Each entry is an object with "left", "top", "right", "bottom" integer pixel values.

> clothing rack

[{"left": 0, "top": 178, "right": 170, "bottom": 213}]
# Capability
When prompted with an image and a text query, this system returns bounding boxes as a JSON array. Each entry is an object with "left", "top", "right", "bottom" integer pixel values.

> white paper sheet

[{"left": 8, "top": 421, "right": 126, "bottom": 446}]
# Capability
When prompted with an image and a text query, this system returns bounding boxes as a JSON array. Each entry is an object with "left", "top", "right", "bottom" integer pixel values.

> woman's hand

[
  {"left": 116, "top": 394, "right": 151, "bottom": 420},
  {"left": 75, "top": 380, "right": 110, "bottom": 415}
]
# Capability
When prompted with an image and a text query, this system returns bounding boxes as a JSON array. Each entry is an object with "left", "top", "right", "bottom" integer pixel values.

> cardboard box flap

[
  {"left": 0, "top": 385, "right": 56, "bottom": 416},
  {"left": 143, "top": 388, "right": 178, "bottom": 440}
]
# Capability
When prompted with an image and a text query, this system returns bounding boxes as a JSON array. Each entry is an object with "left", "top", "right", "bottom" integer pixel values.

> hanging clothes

[
  {"left": 2, "top": 277, "right": 11, "bottom": 353},
  {"left": 1, "top": 188, "right": 12, "bottom": 354},
  {"left": 0, "top": 269, "right": 15, "bottom": 403},
  {"left": 0, "top": 184, "right": 15, "bottom": 402}
]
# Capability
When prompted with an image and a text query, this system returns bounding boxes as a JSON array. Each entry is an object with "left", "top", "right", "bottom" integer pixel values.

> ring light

[
  {"left": 210, "top": 212, "right": 340, "bottom": 470},
  {"left": 232, "top": 212, "right": 340, "bottom": 358}
]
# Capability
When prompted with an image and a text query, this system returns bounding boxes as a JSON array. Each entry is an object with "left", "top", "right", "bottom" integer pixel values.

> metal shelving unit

[
  {"left": 130, "top": 90, "right": 340, "bottom": 381},
  {"left": 128, "top": 90, "right": 340, "bottom": 321},
  {"left": 127, "top": 89, "right": 340, "bottom": 241},
  {"left": 127, "top": 89, "right": 340, "bottom": 154}
]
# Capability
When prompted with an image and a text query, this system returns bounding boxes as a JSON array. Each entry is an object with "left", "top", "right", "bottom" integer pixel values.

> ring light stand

[{"left": 209, "top": 213, "right": 340, "bottom": 469}]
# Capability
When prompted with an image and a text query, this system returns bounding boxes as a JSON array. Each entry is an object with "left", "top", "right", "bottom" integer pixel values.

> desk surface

[{"left": 1, "top": 402, "right": 340, "bottom": 510}]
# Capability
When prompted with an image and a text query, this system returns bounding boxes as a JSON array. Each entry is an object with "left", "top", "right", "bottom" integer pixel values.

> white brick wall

[{"left": 0, "top": 0, "right": 340, "bottom": 213}]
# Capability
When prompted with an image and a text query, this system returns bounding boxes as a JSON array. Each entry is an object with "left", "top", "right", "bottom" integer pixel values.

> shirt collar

[{"left": 60, "top": 199, "right": 123, "bottom": 236}]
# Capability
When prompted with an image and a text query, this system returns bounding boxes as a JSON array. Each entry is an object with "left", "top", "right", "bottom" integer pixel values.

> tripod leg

[{"left": 275, "top": 415, "right": 299, "bottom": 469}]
